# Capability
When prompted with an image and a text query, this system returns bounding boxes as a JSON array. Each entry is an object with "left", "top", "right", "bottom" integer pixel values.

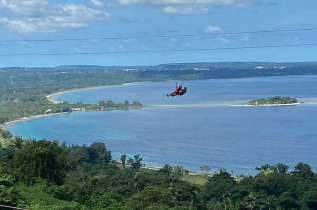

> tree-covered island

[
  {"left": 47, "top": 100, "right": 143, "bottom": 113},
  {"left": 248, "top": 96, "right": 298, "bottom": 106}
]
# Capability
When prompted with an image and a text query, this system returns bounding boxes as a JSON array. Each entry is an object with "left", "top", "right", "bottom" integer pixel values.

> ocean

[{"left": 6, "top": 76, "right": 317, "bottom": 174}]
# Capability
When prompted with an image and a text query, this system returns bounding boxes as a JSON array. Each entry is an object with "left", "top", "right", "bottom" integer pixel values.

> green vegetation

[
  {"left": 0, "top": 68, "right": 150, "bottom": 124},
  {"left": 182, "top": 174, "right": 208, "bottom": 186},
  {"left": 46, "top": 100, "right": 143, "bottom": 113},
  {"left": 0, "top": 134, "right": 316, "bottom": 209},
  {"left": 248, "top": 96, "right": 298, "bottom": 105}
]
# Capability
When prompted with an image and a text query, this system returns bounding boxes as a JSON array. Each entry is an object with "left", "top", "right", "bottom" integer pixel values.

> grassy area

[
  {"left": 182, "top": 174, "right": 208, "bottom": 186},
  {"left": 119, "top": 163, "right": 208, "bottom": 186},
  {"left": 18, "top": 184, "right": 79, "bottom": 209}
]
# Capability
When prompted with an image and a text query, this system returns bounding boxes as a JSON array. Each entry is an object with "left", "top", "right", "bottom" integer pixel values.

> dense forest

[
  {"left": 248, "top": 96, "right": 298, "bottom": 105},
  {"left": 0, "top": 133, "right": 316, "bottom": 209}
]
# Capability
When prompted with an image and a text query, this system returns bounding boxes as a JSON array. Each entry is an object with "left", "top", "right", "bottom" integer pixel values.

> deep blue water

[{"left": 6, "top": 76, "right": 317, "bottom": 175}]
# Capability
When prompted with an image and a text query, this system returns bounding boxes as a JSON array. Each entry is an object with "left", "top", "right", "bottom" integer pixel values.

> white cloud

[
  {"left": 116, "top": 0, "right": 256, "bottom": 14},
  {"left": 0, "top": 1, "right": 110, "bottom": 33},
  {"left": 1, "top": 18, "right": 37, "bottom": 33},
  {"left": 90, "top": 0, "right": 104, "bottom": 7},
  {"left": 1, "top": 17, "right": 89, "bottom": 33},
  {"left": 205, "top": 25, "right": 222, "bottom": 33},
  {"left": 0, "top": 0, "right": 48, "bottom": 16}
]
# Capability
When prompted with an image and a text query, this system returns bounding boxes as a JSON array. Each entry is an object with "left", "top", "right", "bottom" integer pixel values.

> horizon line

[{"left": 1, "top": 60, "right": 317, "bottom": 69}]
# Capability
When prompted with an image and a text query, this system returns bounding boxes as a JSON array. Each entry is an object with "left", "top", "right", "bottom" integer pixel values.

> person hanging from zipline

[
  {"left": 179, "top": 86, "right": 187, "bottom": 96},
  {"left": 167, "top": 83, "right": 187, "bottom": 97},
  {"left": 167, "top": 83, "right": 182, "bottom": 97}
]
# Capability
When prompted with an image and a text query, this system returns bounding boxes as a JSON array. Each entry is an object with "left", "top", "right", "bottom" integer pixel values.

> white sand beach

[
  {"left": 46, "top": 83, "right": 134, "bottom": 104},
  {"left": 0, "top": 112, "right": 69, "bottom": 130}
]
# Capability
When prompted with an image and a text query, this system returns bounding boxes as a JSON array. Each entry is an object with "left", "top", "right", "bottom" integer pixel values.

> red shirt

[{"left": 175, "top": 86, "right": 181, "bottom": 93}]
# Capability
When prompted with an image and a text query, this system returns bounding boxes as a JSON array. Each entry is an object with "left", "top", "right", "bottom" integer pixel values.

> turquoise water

[{"left": 7, "top": 76, "right": 317, "bottom": 174}]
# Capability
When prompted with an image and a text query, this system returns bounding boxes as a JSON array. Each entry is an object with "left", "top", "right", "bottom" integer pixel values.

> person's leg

[{"left": 168, "top": 91, "right": 180, "bottom": 97}]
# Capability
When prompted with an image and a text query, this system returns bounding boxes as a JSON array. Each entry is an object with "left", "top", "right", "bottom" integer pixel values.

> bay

[
  {"left": 51, "top": 75, "right": 317, "bottom": 106},
  {"left": 7, "top": 76, "right": 317, "bottom": 174}
]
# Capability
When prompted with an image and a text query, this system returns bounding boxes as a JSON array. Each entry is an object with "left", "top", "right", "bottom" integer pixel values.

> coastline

[
  {"left": 0, "top": 112, "right": 70, "bottom": 130},
  {"left": 0, "top": 107, "right": 143, "bottom": 130},
  {"left": 4, "top": 81, "right": 148, "bottom": 130},
  {"left": 2, "top": 81, "right": 147, "bottom": 130},
  {"left": 46, "top": 82, "right": 134, "bottom": 104},
  {"left": 140, "top": 165, "right": 201, "bottom": 176}
]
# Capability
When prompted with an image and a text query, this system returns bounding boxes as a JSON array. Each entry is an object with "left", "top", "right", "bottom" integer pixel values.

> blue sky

[{"left": 0, "top": 0, "right": 316, "bottom": 67}]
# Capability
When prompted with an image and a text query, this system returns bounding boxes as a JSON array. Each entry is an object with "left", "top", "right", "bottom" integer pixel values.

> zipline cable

[
  {"left": 0, "top": 43, "right": 316, "bottom": 56},
  {"left": 0, "top": 28, "right": 316, "bottom": 43}
]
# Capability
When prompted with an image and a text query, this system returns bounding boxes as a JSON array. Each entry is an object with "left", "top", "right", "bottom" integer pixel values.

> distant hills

[
  {"left": 2, "top": 61, "right": 317, "bottom": 72},
  {"left": 54, "top": 62, "right": 317, "bottom": 71},
  {"left": 2, "top": 62, "right": 317, "bottom": 79}
]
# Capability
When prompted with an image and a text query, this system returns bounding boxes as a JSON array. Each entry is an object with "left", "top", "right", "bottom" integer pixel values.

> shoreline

[
  {"left": 117, "top": 162, "right": 202, "bottom": 176},
  {"left": 0, "top": 112, "right": 70, "bottom": 130},
  {"left": 0, "top": 107, "right": 143, "bottom": 130},
  {"left": 1, "top": 100, "right": 303, "bottom": 131},
  {"left": 46, "top": 82, "right": 135, "bottom": 104},
  {"left": 0, "top": 104, "right": 217, "bottom": 130},
  {"left": 140, "top": 165, "right": 201, "bottom": 176}
]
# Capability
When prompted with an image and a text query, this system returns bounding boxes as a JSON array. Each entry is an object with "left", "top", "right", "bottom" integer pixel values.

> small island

[
  {"left": 50, "top": 100, "right": 143, "bottom": 113},
  {"left": 248, "top": 96, "right": 299, "bottom": 106}
]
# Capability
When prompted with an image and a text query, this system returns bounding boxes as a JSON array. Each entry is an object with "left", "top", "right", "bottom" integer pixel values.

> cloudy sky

[{"left": 0, "top": 0, "right": 316, "bottom": 67}]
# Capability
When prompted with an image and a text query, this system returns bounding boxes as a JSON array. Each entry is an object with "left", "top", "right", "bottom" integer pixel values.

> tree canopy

[{"left": 0, "top": 135, "right": 316, "bottom": 209}]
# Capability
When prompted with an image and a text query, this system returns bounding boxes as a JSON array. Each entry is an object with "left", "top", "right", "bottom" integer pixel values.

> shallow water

[{"left": 7, "top": 76, "right": 317, "bottom": 174}]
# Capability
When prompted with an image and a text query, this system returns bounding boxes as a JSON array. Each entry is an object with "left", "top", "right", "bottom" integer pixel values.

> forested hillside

[{"left": 0, "top": 135, "right": 316, "bottom": 209}]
